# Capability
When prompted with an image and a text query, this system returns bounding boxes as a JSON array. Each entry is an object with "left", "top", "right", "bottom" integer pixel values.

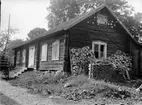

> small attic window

[{"left": 97, "top": 14, "right": 108, "bottom": 25}]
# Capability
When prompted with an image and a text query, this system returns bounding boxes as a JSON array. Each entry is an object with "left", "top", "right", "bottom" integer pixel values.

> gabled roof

[{"left": 13, "top": 4, "right": 141, "bottom": 49}]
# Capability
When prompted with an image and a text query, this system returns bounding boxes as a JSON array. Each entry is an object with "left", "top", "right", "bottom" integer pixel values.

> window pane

[
  {"left": 100, "top": 52, "right": 104, "bottom": 58},
  {"left": 94, "top": 44, "right": 99, "bottom": 51},
  {"left": 52, "top": 40, "right": 59, "bottom": 60},
  {"left": 41, "top": 44, "right": 47, "bottom": 61},
  {"left": 17, "top": 51, "right": 20, "bottom": 64},
  {"left": 95, "top": 52, "right": 99, "bottom": 58},
  {"left": 100, "top": 45, "right": 104, "bottom": 52}
]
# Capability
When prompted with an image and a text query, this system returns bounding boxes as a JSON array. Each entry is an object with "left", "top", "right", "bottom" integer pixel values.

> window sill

[
  {"left": 41, "top": 60, "right": 47, "bottom": 62},
  {"left": 52, "top": 59, "right": 59, "bottom": 61}
]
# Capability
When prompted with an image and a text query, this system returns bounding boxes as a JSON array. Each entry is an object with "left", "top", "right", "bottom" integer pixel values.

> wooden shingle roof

[{"left": 13, "top": 4, "right": 142, "bottom": 49}]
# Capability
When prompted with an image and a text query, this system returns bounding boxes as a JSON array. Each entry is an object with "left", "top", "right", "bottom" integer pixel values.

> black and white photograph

[{"left": 0, "top": 0, "right": 142, "bottom": 105}]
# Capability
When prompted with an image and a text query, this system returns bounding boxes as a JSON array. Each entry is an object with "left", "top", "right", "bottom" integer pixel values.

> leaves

[
  {"left": 27, "top": 28, "right": 47, "bottom": 40},
  {"left": 46, "top": 0, "right": 142, "bottom": 44},
  {"left": 0, "top": 28, "right": 19, "bottom": 54}
]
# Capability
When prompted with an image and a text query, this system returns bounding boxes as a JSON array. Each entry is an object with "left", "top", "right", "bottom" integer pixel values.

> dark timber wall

[
  {"left": 39, "top": 35, "right": 65, "bottom": 71},
  {"left": 69, "top": 8, "right": 130, "bottom": 57},
  {"left": 14, "top": 32, "right": 66, "bottom": 72}
]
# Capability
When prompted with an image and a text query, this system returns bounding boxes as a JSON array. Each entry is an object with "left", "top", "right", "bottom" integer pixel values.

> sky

[{"left": 1, "top": 0, "right": 142, "bottom": 40}]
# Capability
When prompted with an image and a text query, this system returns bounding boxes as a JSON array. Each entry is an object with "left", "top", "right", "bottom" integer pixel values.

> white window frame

[
  {"left": 92, "top": 41, "right": 107, "bottom": 59},
  {"left": 22, "top": 49, "right": 26, "bottom": 63},
  {"left": 52, "top": 40, "right": 60, "bottom": 60},
  {"left": 41, "top": 43, "right": 48, "bottom": 61}
]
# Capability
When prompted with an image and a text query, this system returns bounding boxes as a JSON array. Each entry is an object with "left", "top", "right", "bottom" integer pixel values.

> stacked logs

[{"left": 70, "top": 46, "right": 95, "bottom": 76}]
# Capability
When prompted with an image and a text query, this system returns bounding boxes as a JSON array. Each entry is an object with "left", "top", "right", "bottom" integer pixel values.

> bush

[{"left": 91, "top": 64, "right": 115, "bottom": 81}]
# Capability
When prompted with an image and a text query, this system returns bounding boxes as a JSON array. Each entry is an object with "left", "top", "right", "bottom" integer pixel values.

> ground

[
  {"left": 0, "top": 92, "right": 20, "bottom": 105},
  {"left": 1, "top": 70, "right": 142, "bottom": 105}
]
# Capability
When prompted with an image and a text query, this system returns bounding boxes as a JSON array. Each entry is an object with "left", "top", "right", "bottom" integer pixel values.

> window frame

[
  {"left": 41, "top": 43, "right": 48, "bottom": 61},
  {"left": 52, "top": 40, "right": 60, "bottom": 61},
  {"left": 92, "top": 41, "right": 107, "bottom": 59}
]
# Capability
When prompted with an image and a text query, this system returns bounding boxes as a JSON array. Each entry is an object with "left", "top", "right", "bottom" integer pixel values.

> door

[{"left": 28, "top": 46, "right": 35, "bottom": 68}]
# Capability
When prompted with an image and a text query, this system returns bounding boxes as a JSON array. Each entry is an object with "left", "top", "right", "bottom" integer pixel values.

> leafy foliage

[
  {"left": 46, "top": 0, "right": 80, "bottom": 28},
  {"left": 0, "top": 28, "right": 19, "bottom": 55},
  {"left": 46, "top": 0, "right": 142, "bottom": 43},
  {"left": 6, "top": 39, "right": 25, "bottom": 64},
  {"left": 27, "top": 28, "right": 47, "bottom": 40}
]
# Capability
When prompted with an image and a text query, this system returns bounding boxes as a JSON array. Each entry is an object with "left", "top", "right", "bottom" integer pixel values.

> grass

[{"left": 8, "top": 70, "right": 142, "bottom": 104}]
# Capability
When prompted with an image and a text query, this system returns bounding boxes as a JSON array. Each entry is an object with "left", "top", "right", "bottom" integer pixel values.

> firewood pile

[{"left": 70, "top": 46, "right": 95, "bottom": 76}]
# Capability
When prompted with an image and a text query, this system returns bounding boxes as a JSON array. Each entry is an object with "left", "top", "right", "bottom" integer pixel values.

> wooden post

[
  {"left": 89, "top": 64, "right": 92, "bottom": 79},
  {"left": 63, "top": 30, "right": 71, "bottom": 74},
  {"left": 36, "top": 42, "right": 40, "bottom": 70},
  {"left": 14, "top": 50, "right": 17, "bottom": 66},
  {"left": 25, "top": 46, "right": 29, "bottom": 68}
]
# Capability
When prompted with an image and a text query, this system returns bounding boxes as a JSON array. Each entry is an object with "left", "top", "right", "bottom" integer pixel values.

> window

[
  {"left": 16, "top": 51, "right": 20, "bottom": 64},
  {"left": 97, "top": 14, "right": 108, "bottom": 25},
  {"left": 22, "top": 49, "right": 26, "bottom": 63},
  {"left": 41, "top": 43, "right": 48, "bottom": 61},
  {"left": 52, "top": 40, "right": 60, "bottom": 60},
  {"left": 92, "top": 41, "right": 107, "bottom": 59}
]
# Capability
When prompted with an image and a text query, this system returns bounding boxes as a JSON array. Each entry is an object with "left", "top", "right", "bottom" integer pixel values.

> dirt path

[{"left": 0, "top": 79, "right": 66, "bottom": 105}]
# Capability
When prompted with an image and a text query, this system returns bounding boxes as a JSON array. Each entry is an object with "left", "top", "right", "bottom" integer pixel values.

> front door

[{"left": 28, "top": 46, "right": 35, "bottom": 68}]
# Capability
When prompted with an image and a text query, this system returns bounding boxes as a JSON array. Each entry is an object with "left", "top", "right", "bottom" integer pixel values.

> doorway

[{"left": 28, "top": 46, "right": 35, "bottom": 68}]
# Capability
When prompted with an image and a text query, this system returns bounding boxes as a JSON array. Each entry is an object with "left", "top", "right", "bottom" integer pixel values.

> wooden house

[{"left": 13, "top": 5, "right": 142, "bottom": 76}]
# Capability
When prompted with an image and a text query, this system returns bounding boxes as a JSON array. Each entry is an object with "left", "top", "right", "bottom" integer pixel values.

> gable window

[
  {"left": 22, "top": 49, "right": 26, "bottom": 63},
  {"left": 97, "top": 14, "right": 108, "bottom": 25},
  {"left": 92, "top": 41, "right": 107, "bottom": 59},
  {"left": 41, "top": 43, "right": 48, "bottom": 61},
  {"left": 52, "top": 40, "right": 60, "bottom": 60}
]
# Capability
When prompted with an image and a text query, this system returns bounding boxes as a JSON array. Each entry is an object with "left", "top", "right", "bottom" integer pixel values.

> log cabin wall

[
  {"left": 39, "top": 34, "right": 65, "bottom": 71},
  {"left": 130, "top": 40, "right": 142, "bottom": 76},
  {"left": 69, "top": 8, "right": 130, "bottom": 57},
  {"left": 14, "top": 32, "right": 66, "bottom": 71}
]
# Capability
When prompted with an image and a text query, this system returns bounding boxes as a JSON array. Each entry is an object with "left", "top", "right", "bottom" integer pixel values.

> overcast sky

[{"left": 1, "top": 0, "right": 142, "bottom": 40}]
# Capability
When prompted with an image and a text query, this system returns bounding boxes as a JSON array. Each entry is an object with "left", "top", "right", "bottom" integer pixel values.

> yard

[{"left": 7, "top": 70, "right": 142, "bottom": 105}]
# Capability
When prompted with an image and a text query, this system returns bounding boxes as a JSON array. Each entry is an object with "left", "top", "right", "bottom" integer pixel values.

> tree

[
  {"left": 46, "top": 0, "right": 133, "bottom": 28},
  {"left": 0, "top": 28, "right": 19, "bottom": 55},
  {"left": 46, "top": 0, "right": 142, "bottom": 42},
  {"left": 46, "top": 0, "right": 80, "bottom": 28},
  {"left": 6, "top": 39, "right": 25, "bottom": 64},
  {"left": 7, "top": 39, "right": 25, "bottom": 57},
  {"left": 27, "top": 27, "right": 47, "bottom": 40}
]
